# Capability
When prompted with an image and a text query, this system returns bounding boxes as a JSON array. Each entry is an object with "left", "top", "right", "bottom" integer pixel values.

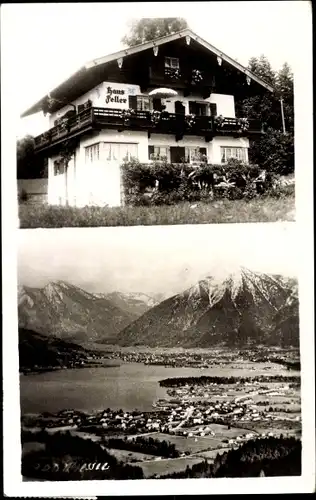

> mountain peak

[{"left": 117, "top": 268, "right": 299, "bottom": 348}]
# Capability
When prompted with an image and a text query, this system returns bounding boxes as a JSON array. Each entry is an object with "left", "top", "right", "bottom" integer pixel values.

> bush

[
  {"left": 18, "top": 188, "right": 29, "bottom": 203},
  {"left": 249, "top": 129, "right": 294, "bottom": 176},
  {"left": 121, "top": 158, "right": 274, "bottom": 206}
]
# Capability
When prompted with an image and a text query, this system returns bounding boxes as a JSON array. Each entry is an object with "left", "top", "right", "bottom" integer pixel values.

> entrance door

[
  {"left": 152, "top": 98, "right": 162, "bottom": 111},
  {"left": 175, "top": 101, "right": 185, "bottom": 115},
  {"left": 170, "top": 146, "right": 185, "bottom": 163}
]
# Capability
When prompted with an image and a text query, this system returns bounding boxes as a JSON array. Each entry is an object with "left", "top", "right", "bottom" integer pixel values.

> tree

[
  {"left": 275, "top": 62, "right": 294, "bottom": 133},
  {"left": 122, "top": 18, "right": 189, "bottom": 47},
  {"left": 248, "top": 127, "right": 294, "bottom": 175},
  {"left": 17, "top": 135, "right": 47, "bottom": 179},
  {"left": 237, "top": 55, "right": 294, "bottom": 176}
]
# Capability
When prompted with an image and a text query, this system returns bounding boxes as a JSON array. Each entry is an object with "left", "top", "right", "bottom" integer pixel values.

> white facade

[
  {"left": 46, "top": 80, "right": 250, "bottom": 207},
  {"left": 47, "top": 126, "right": 249, "bottom": 207},
  {"left": 49, "top": 82, "right": 141, "bottom": 127},
  {"left": 50, "top": 82, "right": 235, "bottom": 125}
]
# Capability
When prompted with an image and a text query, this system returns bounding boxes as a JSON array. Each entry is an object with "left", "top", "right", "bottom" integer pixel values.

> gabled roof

[{"left": 21, "top": 28, "right": 274, "bottom": 118}]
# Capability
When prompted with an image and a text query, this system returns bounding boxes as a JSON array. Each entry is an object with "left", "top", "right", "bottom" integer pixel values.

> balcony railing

[
  {"left": 34, "top": 107, "right": 263, "bottom": 151},
  {"left": 214, "top": 116, "right": 263, "bottom": 135}
]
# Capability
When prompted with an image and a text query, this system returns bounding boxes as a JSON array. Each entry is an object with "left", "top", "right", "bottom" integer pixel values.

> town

[{"left": 21, "top": 370, "right": 301, "bottom": 477}]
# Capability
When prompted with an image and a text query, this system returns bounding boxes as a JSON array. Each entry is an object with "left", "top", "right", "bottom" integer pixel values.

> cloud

[{"left": 18, "top": 224, "right": 297, "bottom": 296}]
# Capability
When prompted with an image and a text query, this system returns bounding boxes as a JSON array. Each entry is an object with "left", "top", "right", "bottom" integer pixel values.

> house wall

[
  {"left": 49, "top": 82, "right": 141, "bottom": 126},
  {"left": 148, "top": 133, "right": 212, "bottom": 161},
  {"left": 47, "top": 129, "right": 249, "bottom": 207},
  {"left": 48, "top": 154, "right": 67, "bottom": 205},
  {"left": 49, "top": 83, "right": 235, "bottom": 126},
  {"left": 160, "top": 92, "right": 235, "bottom": 117},
  {"left": 208, "top": 94, "right": 235, "bottom": 117},
  {"left": 48, "top": 130, "right": 147, "bottom": 207},
  {"left": 210, "top": 136, "right": 250, "bottom": 164}
]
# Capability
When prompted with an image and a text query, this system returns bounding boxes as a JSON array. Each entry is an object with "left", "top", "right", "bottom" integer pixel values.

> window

[
  {"left": 165, "top": 57, "right": 179, "bottom": 69},
  {"left": 221, "top": 147, "right": 248, "bottom": 164},
  {"left": 189, "top": 101, "right": 208, "bottom": 116},
  {"left": 137, "top": 96, "right": 150, "bottom": 111},
  {"left": 85, "top": 143, "right": 100, "bottom": 163},
  {"left": 184, "top": 147, "right": 207, "bottom": 164},
  {"left": 104, "top": 143, "right": 138, "bottom": 162},
  {"left": 148, "top": 146, "right": 169, "bottom": 161},
  {"left": 53, "top": 159, "right": 65, "bottom": 175}
]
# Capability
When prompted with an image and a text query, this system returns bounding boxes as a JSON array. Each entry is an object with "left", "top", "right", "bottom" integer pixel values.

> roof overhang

[
  {"left": 86, "top": 29, "right": 274, "bottom": 92},
  {"left": 21, "top": 28, "right": 274, "bottom": 118}
]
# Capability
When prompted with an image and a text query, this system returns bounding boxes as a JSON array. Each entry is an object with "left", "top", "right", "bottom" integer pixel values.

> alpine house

[{"left": 21, "top": 29, "right": 274, "bottom": 207}]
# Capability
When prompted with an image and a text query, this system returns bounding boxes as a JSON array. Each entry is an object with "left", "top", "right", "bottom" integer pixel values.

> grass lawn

[{"left": 19, "top": 194, "right": 295, "bottom": 228}]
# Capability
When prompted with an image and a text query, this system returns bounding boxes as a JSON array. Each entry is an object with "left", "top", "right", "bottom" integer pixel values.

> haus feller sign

[
  {"left": 102, "top": 82, "right": 139, "bottom": 109},
  {"left": 105, "top": 86, "right": 127, "bottom": 106}
]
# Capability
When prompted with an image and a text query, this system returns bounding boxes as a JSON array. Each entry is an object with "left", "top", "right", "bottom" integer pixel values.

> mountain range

[
  {"left": 95, "top": 291, "right": 161, "bottom": 316},
  {"left": 116, "top": 267, "right": 299, "bottom": 348},
  {"left": 18, "top": 268, "right": 299, "bottom": 348},
  {"left": 18, "top": 281, "right": 140, "bottom": 343}
]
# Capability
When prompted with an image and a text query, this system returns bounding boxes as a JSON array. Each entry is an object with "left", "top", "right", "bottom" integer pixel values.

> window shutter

[
  {"left": 128, "top": 95, "right": 137, "bottom": 110},
  {"left": 148, "top": 146, "right": 154, "bottom": 159},
  {"left": 189, "top": 101, "right": 197, "bottom": 114},
  {"left": 210, "top": 103, "right": 217, "bottom": 116}
]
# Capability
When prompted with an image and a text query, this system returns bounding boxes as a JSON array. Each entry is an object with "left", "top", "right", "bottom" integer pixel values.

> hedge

[{"left": 121, "top": 158, "right": 275, "bottom": 206}]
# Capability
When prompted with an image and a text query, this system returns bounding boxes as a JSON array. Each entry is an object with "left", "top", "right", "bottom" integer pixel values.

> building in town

[{"left": 21, "top": 29, "right": 273, "bottom": 207}]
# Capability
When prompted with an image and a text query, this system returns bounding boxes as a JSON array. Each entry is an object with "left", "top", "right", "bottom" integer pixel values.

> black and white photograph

[
  {"left": 17, "top": 224, "right": 301, "bottom": 481},
  {"left": 1, "top": 1, "right": 314, "bottom": 497},
  {"left": 11, "top": 2, "right": 298, "bottom": 228}
]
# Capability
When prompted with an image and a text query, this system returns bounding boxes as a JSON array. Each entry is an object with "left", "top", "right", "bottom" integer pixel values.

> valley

[
  {"left": 21, "top": 348, "right": 301, "bottom": 479},
  {"left": 18, "top": 267, "right": 301, "bottom": 479}
]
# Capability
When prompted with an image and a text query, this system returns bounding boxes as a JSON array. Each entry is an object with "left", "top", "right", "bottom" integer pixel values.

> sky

[
  {"left": 1, "top": 1, "right": 311, "bottom": 138},
  {"left": 18, "top": 223, "right": 298, "bottom": 296}
]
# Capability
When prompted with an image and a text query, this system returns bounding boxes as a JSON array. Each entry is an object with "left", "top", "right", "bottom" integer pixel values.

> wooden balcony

[
  {"left": 214, "top": 116, "right": 263, "bottom": 136},
  {"left": 34, "top": 107, "right": 263, "bottom": 152}
]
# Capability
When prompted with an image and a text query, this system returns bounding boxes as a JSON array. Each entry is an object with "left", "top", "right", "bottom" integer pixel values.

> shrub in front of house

[{"left": 121, "top": 158, "right": 275, "bottom": 206}]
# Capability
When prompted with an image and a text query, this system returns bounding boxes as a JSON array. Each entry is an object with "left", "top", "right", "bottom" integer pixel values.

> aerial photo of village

[{"left": 18, "top": 225, "right": 301, "bottom": 481}]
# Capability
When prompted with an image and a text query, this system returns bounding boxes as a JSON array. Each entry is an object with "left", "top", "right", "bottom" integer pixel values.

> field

[
  {"left": 195, "top": 448, "right": 229, "bottom": 460},
  {"left": 134, "top": 456, "right": 204, "bottom": 478},
  {"left": 145, "top": 432, "right": 223, "bottom": 453},
  {"left": 106, "top": 448, "right": 157, "bottom": 462},
  {"left": 19, "top": 193, "right": 295, "bottom": 228}
]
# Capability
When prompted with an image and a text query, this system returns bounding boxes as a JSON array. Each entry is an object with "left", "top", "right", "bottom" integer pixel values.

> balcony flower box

[
  {"left": 43, "top": 130, "right": 52, "bottom": 142},
  {"left": 150, "top": 110, "right": 162, "bottom": 125},
  {"left": 237, "top": 117, "right": 250, "bottom": 132},
  {"left": 84, "top": 99, "right": 92, "bottom": 110},
  {"left": 165, "top": 68, "right": 181, "bottom": 81},
  {"left": 185, "top": 114, "right": 196, "bottom": 128},
  {"left": 119, "top": 108, "right": 135, "bottom": 124},
  {"left": 191, "top": 69, "right": 203, "bottom": 84},
  {"left": 214, "top": 114, "right": 225, "bottom": 129}
]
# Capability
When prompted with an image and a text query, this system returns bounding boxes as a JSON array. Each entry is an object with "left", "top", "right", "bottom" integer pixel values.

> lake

[{"left": 20, "top": 361, "right": 298, "bottom": 415}]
